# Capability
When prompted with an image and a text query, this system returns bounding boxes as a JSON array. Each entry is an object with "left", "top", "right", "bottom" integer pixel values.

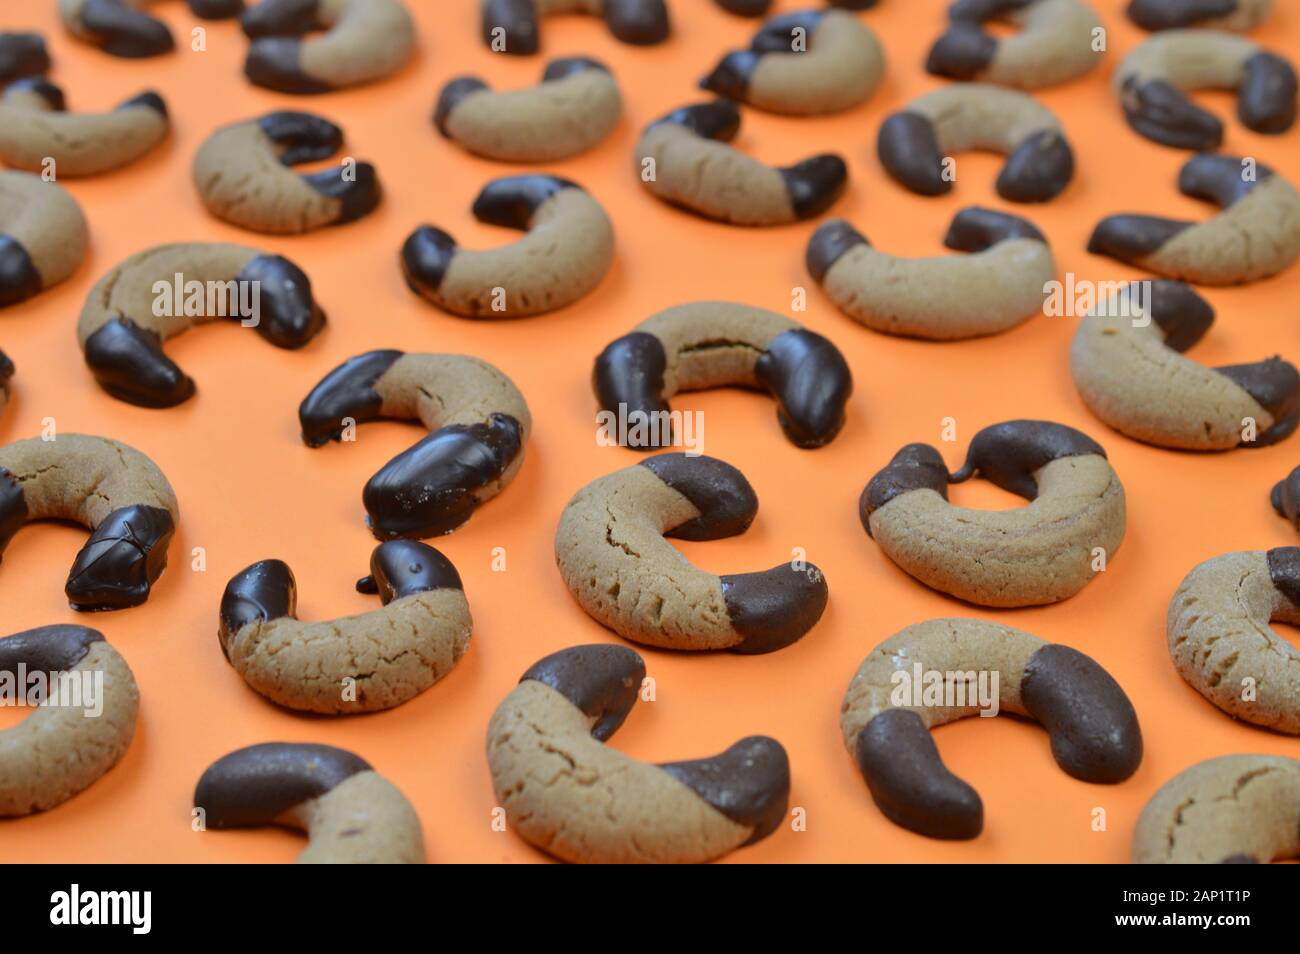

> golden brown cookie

[{"left": 0, "top": 170, "right": 87, "bottom": 308}]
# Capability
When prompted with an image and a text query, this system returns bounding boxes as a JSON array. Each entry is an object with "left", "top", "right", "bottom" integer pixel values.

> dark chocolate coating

[
  {"left": 542, "top": 56, "right": 609, "bottom": 82},
  {"left": 83, "top": 319, "right": 194, "bottom": 408},
  {"left": 194, "top": 742, "right": 371, "bottom": 828},
  {"left": 0, "top": 349, "right": 12, "bottom": 394},
  {"left": 1087, "top": 214, "right": 1191, "bottom": 263},
  {"left": 434, "top": 76, "right": 489, "bottom": 136},
  {"left": 301, "top": 162, "right": 380, "bottom": 224},
  {"left": 1178, "top": 152, "right": 1271, "bottom": 208},
  {"left": 949, "top": 0, "right": 1036, "bottom": 20},
  {"left": 1238, "top": 52, "right": 1297, "bottom": 134},
  {"left": 1216, "top": 357, "right": 1300, "bottom": 446},
  {"left": 698, "top": 51, "right": 760, "bottom": 101},
  {"left": 259, "top": 110, "right": 343, "bottom": 165},
  {"left": 925, "top": 25, "right": 997, "bottom": 80},
  {"left": 118, "top": 90, "right": 167, "bottom": 117},
  {"left": 237, "top": 254, "right": 326, "bottom": 347},
  {"left": 753, "top": 328, "right": 852, "bottom": 447},
  {"left": 721, "top": 563, "right": 828, "bottom": 654},
  {"left": 949, "top": 420, "right": 1106, "bottom": 500},
  {"left": 1143, "top": 279, "right": 1214, "bottom": 352},
  {"left": 997, "top": 130, "right": 1073, "bottom": 203},
  {"left": 0, "top": 468, "right": 27, "bottom": 554},
  {"left": 780, "top": 155, "right": 848, "bottom": 219},
  {"left": 472, "top": 174, "right": 577, "bottom": 229},
  {"left": 65, "top": 505, "right": 175, "bottom": 611},
  {"left": 943, "top": 206, "right": 1046, "bottom": 251},
  {"left": 219, "top": 558, "right": 296, "bottom": 657},
  {"left": 640, "top": 453, "right": 758, "bottom": 541},
  {"left": 240, "top": 0, "right": 318, "bottom": 36},
  {"left": 0, "top": 625, "right": 103, "bottom": 676},
  {"left": 592, "top": 332, "right": 670, "bottom": 449},
  {"left": 603, "top": 0, "right": 670, "bottom": 45},
  {"left": 400, "top": 227, "right": 457, "bottom": 297},
  {"left": 1269, "top": 465, "right": 1300, "bottom": 528},
  {"left": 245, "top": 38, "right": 331, "bottom": 94},
  {"left": 878, "top": 112, "right": 949, "bottom": 196},
  {"left": 363, "top": 413, "right": 524, "bottom": 539},
  {"left": 1221, "top": 853, "right": 1259, "bottom": 864},
  {"left": 298, "top": 348, "right": 403, "bottom": 446},
  {"left": 855, "top": 708, "right": 983, "bottom": 840},
  {"left": 0, "top": 32, "right": 50, "bottom": 86},
  {"left": 1126, "top": 0, "right": 1237, "bottom": 30},
  {"left": 805, "top": 219, "right": 868, "bottom": 282},
  {"left": 520, "top": 644, "right": 645, "bottom": 741},
  {"left": 481, "top": 0, "right": 538, "bottom": 55},
  {"left": 860, "top": 443, "right": 950, "bottom": 535},
  {"left": 79, "top": 0, "right": 175, "bottom": 58},
  {"left": 1021, "top": 644, "right": 1143, "bottom": 783},
  {"left": 0, "top": 234, "right": 43, "bottom": 308},
  {"left": 354, "top": 540, "right": 463, "bottom": 601},
  {"left": 828, "top": 0, "right": 878, "bottom": 7},
  {"left": 651, "top": 100, "right": 742, "bottom": 142},
  {"left": 190, "top": 0, "right": 246, "bottom": 19},
  {"left": 1121, "top": 78, "right": 1223, "bottom": 150},
  {"left": 712, "top": 0, "right": 773, "bottom": 16},
  {"left": 6, "top": 76, "right": 65, "bottom": 111},
  {"left": 660, "top": 736, "right": 789, "bottom": 843},
  {"left": 1266, "top": 546, "right": 1300, "bottom": 605}
]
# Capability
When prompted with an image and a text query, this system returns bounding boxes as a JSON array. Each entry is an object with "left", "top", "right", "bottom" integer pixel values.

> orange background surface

[{"left": 1, "top": 0, "right": 1297, "bottom": 864}]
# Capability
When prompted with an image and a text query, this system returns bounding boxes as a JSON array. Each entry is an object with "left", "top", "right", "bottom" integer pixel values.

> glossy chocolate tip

[
  {"left": 1022, "top": 644, "right": 1143, "bottom": 784},
  {"left": 660, "top": 736, "right": 790, "bottom": 843},
  {"left": 542, "top": 56, "right": 610, "bottom": 82},
  {"left": 83, "top": 318, "right": 195, "bottom": 408},
  {"left": 943, "top": 206, "right": 1046, "bottom": 252},
  {"left": 238, "top": 254, "right": 325, "bottom": 347},
  {"left": 1217, "top": 357, "right": 1300, "bottom": 447},
  {"left": 245, "top": 37, "right": 332, "bottom": 94},
  {"left": 195, "top": 742, "right": 371, "bottom": 829},
  {"left": 481, "top": 0, "right": 539, "bottom": 55},
  {"left": 1178, "top": 152, "right": 1271, "bottom": 208},
  {"left": 781, "top": 154, "right": 847, "bottom": 220},
  {"left": 355, "top": 540, "right": 462, "bottom": 601},
  {"left": 641, "top": 453, "right": 758, "bottom": 541},
  {"left": 0, "top": 32, "right": 51, "bottom": 85},
  {"left": 119, "top": 90, "right": 167, "bottom": 117},
  {"left": 80, "top": 0, "right": 175, "bottom": 58},
  {"left": 1143, "top": 279, "right": 1214, "bottom": 352},
  {"left": 855, "top": 708, "right": 983, "bottom": 840},
  {"left": 997, "top": 130, "right": 1073, "bottom": 203},
  {"left": 950, "top": 420, "right": 1105, "bottom": 500},
  {"left": 925, "top": 25, "right": 996, "bottom": 80},
  {"left": 66, "top": 505, "right": 175, "bottom": 611},
  {"left": 713, "top": 0, "right": 774, "bottom": 17},
  {"left": 259, "top": 110, "right": 343, "bottom": 165},
  {"left": 364, "top": 413, "right": 524, "bottom": 539},
  {"left": 472, "top": 174, "right": 577, "bottom": 229},
  {"left": 1087, "top": 214, "right": 1190, "bottom": 264},
  {"left": 603, "top": 0, "right": 670, "bottom": 46},
  {"left": 806, "top": 219, "right": 868, "bottom": 283},
  {"left": 401, "top": 226, "right": 458, "bottom": 298},
  {"left": 1126, "top": 0, "right": 1238, "bottom": 30},
  {"left": 1270, "top": 465, "right": 1300, "bottom": 527},
  {"left": 0, "top": 468, "right": 27, "bottom": 554},
  {"left": 0, "top": 624, "right": 104, "bottom": 675},
  {"left": 0, "top": 234, "right": 43, "bottom": 308},
  {"left": 754, "top": 329, "right": 852, "bottom": 448},
  {"left": 1121, "top": 78, "right": 1223, "bottom": 150},
  {"left": 699, "top": 50, "right": 759, "bottom": 101},
  {"left": 239, "top": 0, "right": 317, "bottom": 35},
  {"left": 593, "top": 332, "right": 670, "bottom": 448},
  {"left": 878, "top": 112, "right": 949, "bottom": 197},
  {"left": 1267, "top": 546, "right": 1300, "bottom": 606},
  {"left": 302, "top": 162, "right": 381, "bottom": 224},
  {"left": 0, "top": 349, "right": 13, "bottom": 391},
  {"left": 1239, "top": 52, "right": 1298, "bottom": 135},
  {"left": 521, "top": 644, "right": 646, "bottom": 741},
  {"left": 219, "top": 558, "right": 296, "bottom": 656},
  {"left": 434, "top": 76, "right": 489, "bottom": 136},
  {"left": 189, "top": 0, "right": 247, "bottom": 20},
  {"left": 721, "top": 562, "right": 828, "bottom": 654},
  {"left": 861, "top": 443, "right": 950, "bottom": 534},
  {"left": 299, "top": 348, "right": 402, "bottom": 446},
  {"left": 7, "top": 76, "right": 65, "bottom": 111},
  {"left": 652, "top": 101, "right": 741, "bottom": 142}
]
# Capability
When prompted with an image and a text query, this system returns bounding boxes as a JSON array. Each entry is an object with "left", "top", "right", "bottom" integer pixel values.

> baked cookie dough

[
  {"left": 1166, "top": 547, "right": 1300, "bottom": 733},
  {"left": 808, "top": 206, "right": 1055, "bottom": 340},
  {"left": 435, "top": 57, "right": 621, "bottom": 163},
  {"left": 0, "top": 434, "right": 178, "bottom": 611},
  {"left": 555, "top": 453, "right": 829, "bottom": 652},
  {"left": 194, "top": 742, "right": 425, "bottom": 863},
  {"left": 635, "top": 100, "right": 847, "bottom": 225},
  {"left": 192, "top": 111, "right": 381, "bottom": 234},
  {"left": 402, "top": 175, "right": 613, "bottom": 318},
  {"left": 1088, "top": 153, "right": 1300, "bottom": 285},
  {"left": 0, "top": 78, "right": 168, "bottom": 177},
  {"left": 78, "top": 242, "right": 326, "bottom": 408},
  {"left": 220, "top": 540, "right": 471, "bottom": 714},
  {"left": 878, "top": 84, "right": 1073, "bottom": 202},
  {"left": 487, "top": 644, "right": 790, "bottom": 863},
  {"left": 300, "top": 350, "right": 531, "bottom": 538},
  {"left": 1133, "top": 754, "right": 1300, "bottom": 863},
  {"left": 1127, "top": 0, "right": 1271, "bottom": 31},
  {"left": 699, "top": 9, "right": 885, "bottom": 115},
  {"left": 481, "top": 0, "right": 669, "bottom": 55},
  {"left": 1071, "top": 280, "right": 1300, "bottom": 449},
  {"left": 841, "top": 618, "right": 1141, "bottom": 839},
  {"left": 593, "top": 301, "right": 852, "bottom": 449},
  {"left": 241, "top": 0, "right": 415, "bottom": 94},
  {"left": 59, "top": 0, "right": 243, "bottom": 58},
  {"left": 0, "top": 625, "right": 139, "bottom": 816},
  {"left": 861, "top": 420, "right": 1125, "bottom": 607},
  {"left": 927, "top": 0, "right": 1103, "bottom": 89},
  {"left": 1115, "top": 29, "right": 1295, "bottom": 148},
  {"left": 0, "top": 171, "right": 88, "bottom": 308},
  {"left": 0, "top": 33, "right": 51, "bottom": 86}
]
